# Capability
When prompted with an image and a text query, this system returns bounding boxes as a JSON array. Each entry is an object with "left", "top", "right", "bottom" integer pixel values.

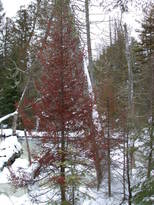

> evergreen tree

[
  {"left": 19, "top": 1, "right": 103, "bottom": 204},
  {"left": 0, "top": 0, "right": 5, "bottom": 115},
  {"left": 0, "top": 17, "right": 20, "bottom": 121},
  {"left": 0, "top": 1, "right": 41, "bottom": 126},
  {"left": 132, "top": 4, "right": 154, "bottom": 204}
]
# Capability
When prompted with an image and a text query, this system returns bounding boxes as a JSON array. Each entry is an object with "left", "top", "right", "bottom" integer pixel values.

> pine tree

[
  {"left": 0, "top": 17, "right": 20, "bottom": 122},
  {"left": 0, "top": 0, "right": 5, "bottom": 116},
  {"left": 0, "top": 1, "right": 41, "bottom": 128},
  {"left": 135, "top": 3, "right": 154, "bottom": 177},
  {"left": 132, "top": 4, "right": 154, "bottom": 205},
  {"left": 20, "top": 1, "right": 103, "bottom": 204}
]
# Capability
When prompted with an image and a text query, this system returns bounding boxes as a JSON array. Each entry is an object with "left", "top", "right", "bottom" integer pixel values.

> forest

[{"left": 0, "top": 0, "right": 153, "bottom": 204}]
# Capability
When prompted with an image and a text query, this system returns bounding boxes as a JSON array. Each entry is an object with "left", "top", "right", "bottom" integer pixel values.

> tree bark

[
  {"left": 124, "top": 23, "right": 135, "bottom": 172},
  {"left": 24, "top": 129, "right": 32, "bottom": 166},
  {"left": 124, "top": 24, "right": 134, "bottom": 118},
  {"left": 126, "top": 131, "right": 132, "bottom": 205},
  {"left": 123, "top": 129, "right": 126, "bottom": 201},
  {"left": 59, "top": 1, "right": 66, "bottom": 203},
  {"left": 147, "top": 126, "right": 153, "bottom": 178},
  {"left": 147, "top": 31, "right": 154, "bottom": 177},
  {"left": 107, "top": 98, "right": 111, "bottom": 197},
  {"left": 12, "top": 113, "right": 18, "bottom": 136},
  {"left": 85, "top": 0, "right": 95, "bottom": 87}
]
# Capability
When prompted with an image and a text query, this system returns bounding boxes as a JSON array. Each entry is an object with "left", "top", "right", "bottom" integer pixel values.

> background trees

[
  {"left": 93, "top": 2, "right": 154, "bottom": 203},
  {"left": 132, "top": 4, "right": 154, "bottom": 204}
]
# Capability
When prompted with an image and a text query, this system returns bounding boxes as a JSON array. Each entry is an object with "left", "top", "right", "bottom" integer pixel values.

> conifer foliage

[{"left": 21, "top": 1, "right": 102, "bottom": 204}]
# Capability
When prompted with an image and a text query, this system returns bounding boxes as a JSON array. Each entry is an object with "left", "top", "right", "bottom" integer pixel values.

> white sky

[
  {"left": 87, "top": 1, "right": 143, "bottom": 57},
  {"left": 1, "top": 0, "right": 146, "bottom": 58},
  {"left": 1, "top": 0, "right": 31, "bottom": 17}
]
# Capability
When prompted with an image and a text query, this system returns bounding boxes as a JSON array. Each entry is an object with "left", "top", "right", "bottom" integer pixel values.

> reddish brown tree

[{"left": 20, "top": 1, "right": 103, "bottom": 204}]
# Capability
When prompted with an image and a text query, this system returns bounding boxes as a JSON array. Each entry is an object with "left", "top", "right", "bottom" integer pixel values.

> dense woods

[{"left": 0, "top": 0, "right": 153, "bottom": 205}]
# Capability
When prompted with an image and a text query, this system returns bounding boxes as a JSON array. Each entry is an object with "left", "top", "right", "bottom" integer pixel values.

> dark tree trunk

[
  {"left": 147, "top": 52, "right": 154, "bottom": 178},
  {"left": 123, "top": 129, "right": 126, "bottom": 201},
  {"left": 126, "top": 132, "right": 132, "bottom": 205},
  {"left": 124, "top": 24, "right": 135, "bottom": 172},
  {"left": 107, "top": 98, "right": 111, "bottom": 197},
  {"left": 60, "top": 1, "right": 66, "bottom": 203}
]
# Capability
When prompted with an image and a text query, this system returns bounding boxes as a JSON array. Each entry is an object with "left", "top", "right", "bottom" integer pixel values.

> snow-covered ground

[
  {"left": 1, "top": 128, "right": 152, "bottom": 205},
  {"left": 0, "top": 136, "right": 22, "bottom": 171},
  {"left": 0, "top": 129, "right": 126, "bottom": 205},
  {"left": 0, "top": 128, "right": 44, "bottom": 138},
  {"left": 0, "top": 133, "right": 123, "bottom": 205},
  {"left": 0, "top": 132, "right": 31, "bottom": 205}
]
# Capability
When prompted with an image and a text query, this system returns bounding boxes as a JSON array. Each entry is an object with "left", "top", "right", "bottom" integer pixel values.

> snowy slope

[
  {"left": 0, "top": 136, "right": 22, "bottom": 171},
  {"left": 0, "top": 129, "right": 137, "bottom": 205}
]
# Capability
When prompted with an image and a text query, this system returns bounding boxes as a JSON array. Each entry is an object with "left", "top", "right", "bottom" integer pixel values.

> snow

[
  {"left": 11, "top": 194, "right": 33, "bottom": 205},
  {"left": 0, "top": 136, "right": 22, "bottom": 170},
  {"left": 0, "top": 158, "right": 32, "bottom": 204},
  {"left": 1, "top": 128, "right": 24, "bottom": 137},
  {"left": 0, "top": 137, "right": 33, "bottom": 205},
  {"left": 0, "top": 194, "right": 13, "bottom": 205},
  {"left": 0, "top": 128, "right": 152, "bottom": 204},
  {"left": 0, "top": 130, "right": 125, "bottom": 205},
  {"left": 0, "top": 193, "right": 34, "bottom": 205},
  {"left": 0, "top": 167, "right": 10, "bottom": 183},
  {"left": 1, "top": 129, "right": 44, "bottom": 138}
]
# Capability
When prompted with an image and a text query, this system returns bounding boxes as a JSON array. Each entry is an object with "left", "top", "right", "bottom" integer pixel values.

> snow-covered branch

[{"left": 0, "top": 111, "right": 18, "bottom": 124}]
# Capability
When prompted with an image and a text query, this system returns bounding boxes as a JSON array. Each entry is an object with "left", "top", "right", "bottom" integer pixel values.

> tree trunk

[
  {"left": 12, "top": 113, "right": 18, "bottom": 136},
  {"left": 123, "top": 129, "right": 126, "bottom": 201},
  {"left": 12, "top": 76, "right": 31, "bottom": 136},
  {"left": 147, "top": 44, "right": 154, "bottom": 178},
  {"left": 59, "top": 1, "right": 66, "bottom": 203},
  {"left": 124, "top": 23, "right": 134, "bottom": 121},
  {"left": 72, "top": 185, "right": 75, "bottom": 205},
  {"left": 0, "top": 123, "right": 3, "bottom": 138},
  {"left": 126, "top": 131, "right": 132, "bottom": 205},
  {"left": 147, "top": 126, "right": 153, "bottom": 178},
  {"left": 60, "top": 130, "right": 66, "bottom": 203},
  {"left": 107, "top": 98, "right": 111, "bottom": 197},
  {"left": 89, "top": 114, "right": 103, "bottom": 190},
  {"left": 124, "top": 24, "right": 135, "bottom": 172},
  {"left": 85, "top": 0, "right": 95, "bottom": 87},
  {"left": 24, "top": 129, "right": 32, "bottom": 166}
]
